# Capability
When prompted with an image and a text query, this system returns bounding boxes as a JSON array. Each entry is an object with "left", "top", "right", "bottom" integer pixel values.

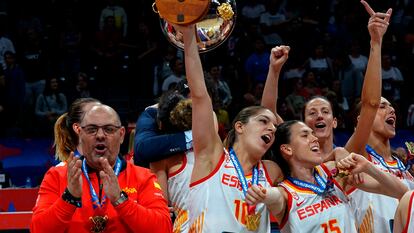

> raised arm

[
  {"left": 337, "top": 153, "right": 408, "bottom": 199},
  {"left": 345, "top": 1, "right": 392, "bottom": 155},
  {"left": 180, "top": 25, "right": 223, "bottom": 182},
  {"left": 261, "top": 45, "right": 290, "bottom": 125}
]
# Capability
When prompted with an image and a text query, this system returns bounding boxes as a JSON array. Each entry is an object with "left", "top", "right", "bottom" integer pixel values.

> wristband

[
  {"left": 62, "top": 188, "right": 82, "bottom": 208},
  {"left": 112, "top": 191, "right": 128, "bottom": 207}
]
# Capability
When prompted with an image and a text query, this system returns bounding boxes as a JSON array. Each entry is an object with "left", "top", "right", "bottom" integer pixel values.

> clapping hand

[
  {"left": 99, "top": 157, "right": 122, "bottom": 203},
  {"left": 67, "top": 152, "right": 83, "bottom": 198}
]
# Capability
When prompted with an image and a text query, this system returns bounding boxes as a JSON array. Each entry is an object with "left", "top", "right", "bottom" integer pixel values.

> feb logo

[{"left": 292, "top": 191, "right": 299, "bottom": 200}]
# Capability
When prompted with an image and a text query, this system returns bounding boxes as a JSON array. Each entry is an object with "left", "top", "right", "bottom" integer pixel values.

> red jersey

[{"left": 31, "top": 158, "right": 172, "bottom": 233}]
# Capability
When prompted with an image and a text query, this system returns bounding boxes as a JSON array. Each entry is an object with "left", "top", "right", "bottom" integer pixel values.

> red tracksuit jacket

[{"left": 31, "top": 158, "right": 172, "bottom": 233}]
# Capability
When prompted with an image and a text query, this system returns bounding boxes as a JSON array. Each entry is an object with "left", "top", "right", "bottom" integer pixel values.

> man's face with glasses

[
  {"left": 77, "top": 105, "right": 125, "bottom": 170},
  {"left": 81, "top": 125, "right": 122, "bottom": 136}
]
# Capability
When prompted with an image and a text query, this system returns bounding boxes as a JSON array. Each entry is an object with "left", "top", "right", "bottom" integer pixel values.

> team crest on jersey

[
  {"left": 292, "top": 191, "right": 299, "bottom": 200},
  {"left": 258, "top": 170, "right": 266, "bottom": 182}
]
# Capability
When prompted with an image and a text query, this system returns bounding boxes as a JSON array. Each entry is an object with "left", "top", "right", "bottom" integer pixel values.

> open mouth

[
  {"left": 310, "top": 144, "right": 320, "bottom": 152},
  {"left": 311, "top": 145, "right": 319, "bottom": 152},
  {"left": 385, "top": 117, "right": 395, "bottom": 126},
  {"left": 315, "top": 122, "right": 326, "bottom": 129},
  {"left": 95, "top": 144, "right": 107, "bottom": 154},
  {"left": 261, "top": 135, "right": 271, "bottom": 144}
]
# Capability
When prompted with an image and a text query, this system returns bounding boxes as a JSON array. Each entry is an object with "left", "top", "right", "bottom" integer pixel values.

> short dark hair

[{"left": 271, "top": 120, "right": 301, "bottom": 176}]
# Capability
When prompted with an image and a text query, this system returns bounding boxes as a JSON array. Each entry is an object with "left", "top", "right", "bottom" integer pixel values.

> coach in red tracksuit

[{"left": 31, "top": 104, "right": 172, "bottom": 233}]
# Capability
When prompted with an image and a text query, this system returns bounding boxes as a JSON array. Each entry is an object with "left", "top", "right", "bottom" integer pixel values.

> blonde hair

[
  {"left": 54, "top": 113, "right": 75, "bottom": 161},
  {"left": 169, "top": 99, "right": 192, "bottom": 131}
]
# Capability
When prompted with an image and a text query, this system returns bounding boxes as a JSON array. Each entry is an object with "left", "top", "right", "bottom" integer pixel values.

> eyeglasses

[{"left": 80, "top": 124, "right": 122, "bottom": 136}]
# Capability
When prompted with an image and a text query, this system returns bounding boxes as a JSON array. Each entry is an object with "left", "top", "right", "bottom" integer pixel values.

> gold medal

[
  {"left": 246, "top": 212, "right": 261, "bottom": 231},
  {"left": 89, "top": 215, "right": 108, "bottom": 233}
]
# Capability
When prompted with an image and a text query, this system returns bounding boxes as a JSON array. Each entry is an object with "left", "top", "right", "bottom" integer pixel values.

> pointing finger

[{"left": 361, "top": 0, "right": 375, "bottom": 16}]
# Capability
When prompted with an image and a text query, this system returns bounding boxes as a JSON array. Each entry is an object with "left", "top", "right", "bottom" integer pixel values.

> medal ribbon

[
  {"left": 229, "top": 148, "right": 258, "bottom": 216},
  {"left": 228, "top": 148, "right": 259, "bottom": 196},
  {"left": 366, "top": 145, "right": 407, "bottom": 171},
  {"left": 287, "top": 169, "right": 328, "bottom": 195},
  {"left": 82, "top": 157, "right": 122, "bottom": 209}
]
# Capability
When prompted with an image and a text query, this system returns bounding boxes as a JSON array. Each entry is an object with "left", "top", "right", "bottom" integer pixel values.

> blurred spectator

[
  {"left": 277, "top": 98, "right": 295, "bottom": 121},
  {"left": 348, "top": 40, "right": 368, "bottom": 75},
  {"left": 0, "top": 17, "right": 15, "bottom": 70},
  {"left": 133, "top": 19, "right": 158, "bottom": 98},
  {"left": 35, "top": 77, "right": 68, "bottom": 137},
  {"left": 333, "top": 51, "right": 363, "bottom": 104},
  {"left": 299, "top": 70, "right": 322, "bottom": 99},
  {"left": 99, "top": 0, "right": 128, "bottom": 38},
  {"left": 161, "top": 57, "right": 185, "bottom": 92},
  {"left": 67, "top": 72, "right": 98, "bottom": 103},
  {"left": 205, "top": 63, "right": 232, "bottom": 108},
  {"left": 3, "top": 51, "right": 26, "bottom": 135},
  {"left": 93, "top": 15, "right": 123, "bottom": 87},
  {"left": 282, "top": 55, "right": 306, "bottom": 81},
  {"left": 407, "top": 100, "right": 414, "bottom": 128},
  {"left": 15, "top": 7, "right": 43, "bottom": 41},
  {"left": 241, "top": 0, "right": 266, "bottom": 24},
  {"left": 381, "top": 53, "right": 404, "bottom": 102},
  {"left": 259, "top": 0, "right": 289, "bottom": 47},
  {"left": 58, "top": 17, "right": 82, "bottom": 79},
  {"left": 153, "top": 45, "right": 177, "bottom": 97},
  {"left": 325, "top": 79, "right": 348, "bottom": 129},
  {"left": 20, "top": 28, "right": 48, "bottom": 109},
  {"left": 243, "top": 82, "right": 264, "bottom": 107},
  {"left": 304, "top": 44, "right": 334, "bottom": 84},
  {"left": 285, "top": 78, "right": 306, "bottom": 120},
  {"left": 244, "top": 36, "right": 270, "bottom": 89}
]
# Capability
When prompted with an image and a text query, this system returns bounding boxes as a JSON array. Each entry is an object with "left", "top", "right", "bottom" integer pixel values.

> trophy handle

[{"left": 152, "top": 2, "right": 159, "bottom": 14}]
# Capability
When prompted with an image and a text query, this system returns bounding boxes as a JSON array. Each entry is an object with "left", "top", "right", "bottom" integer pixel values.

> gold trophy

[{"left": 153, "top": 0, "right": 236, "bottom": 52}]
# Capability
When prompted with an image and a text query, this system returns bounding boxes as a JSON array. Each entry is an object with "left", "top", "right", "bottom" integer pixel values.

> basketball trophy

[{"left": 153, "top": 0, "right": 236, "bottom": 52}]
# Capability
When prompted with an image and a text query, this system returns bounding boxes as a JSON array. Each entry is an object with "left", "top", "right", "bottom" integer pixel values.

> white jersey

[
  {"left": 188, "top": 151, "right": 272, "bottom": 233},
  {"left": 402, "top": 191, "right": 414, "bottom": 233},
  {"left": 348, "top": 151, "right": 414, "bottom": 233},
  {"left": 168, "top": 150, "right": 195, "bottom": 233},
  {"left": 278, "top": 164, "right": 357, "bottom": 233}
]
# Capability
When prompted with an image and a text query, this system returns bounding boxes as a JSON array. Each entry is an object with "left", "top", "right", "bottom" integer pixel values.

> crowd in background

[{"left": 0, "top": 0, "right": 413, "bottom": 140}]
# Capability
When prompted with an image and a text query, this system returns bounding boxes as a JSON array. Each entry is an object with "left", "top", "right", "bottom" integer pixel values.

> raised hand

[
  {"left": 170, "top": 23, "right": 196, "bottom": 38},
  {"left": 99, "top": 157, "right": 122, "bottom": 202},
  {"left": 269, "top": 45, "right": 290, "bottom": 71},
  {"left": 67, "top": 152, "right": 83, "bottom": 197},
  {"left": 361, "top": 0, "right": 392, "bottom": 43}
]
